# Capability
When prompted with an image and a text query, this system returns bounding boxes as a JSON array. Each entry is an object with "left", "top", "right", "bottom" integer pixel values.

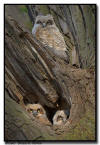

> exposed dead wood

[{"left": 5, "top": 15, "right": 95, "bottom": 141}]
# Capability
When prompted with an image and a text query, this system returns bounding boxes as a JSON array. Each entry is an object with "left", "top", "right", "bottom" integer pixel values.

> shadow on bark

[{"left": 5, "top": 15, "right": 95, "bottom": 141}]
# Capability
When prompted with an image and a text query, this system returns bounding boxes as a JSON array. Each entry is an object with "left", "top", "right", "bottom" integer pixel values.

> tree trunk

[
  {"left": 5, "top": 90, "right": 57, "bottom": 140},
  {"left": 32, "top": 5, "right": 96, "bottom": 68},
  {"left": 5, "top": 6, "right": 95, "bottom": 141}
]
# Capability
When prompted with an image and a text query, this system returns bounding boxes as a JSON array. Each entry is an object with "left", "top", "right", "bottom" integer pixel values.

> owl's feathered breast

[{"left": 35, "top": 27, "right": 66, "bottom": 51}]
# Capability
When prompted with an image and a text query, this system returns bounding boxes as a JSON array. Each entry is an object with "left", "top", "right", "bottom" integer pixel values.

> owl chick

[
  {"left": 53, "top": 110, "right": 67, "bottom": 125},
  {"left": 26, "top": 103, "right": 51, "bottom": 125},
  {"left": 32, "top": 14, "right": 69, "bottom": 61}
]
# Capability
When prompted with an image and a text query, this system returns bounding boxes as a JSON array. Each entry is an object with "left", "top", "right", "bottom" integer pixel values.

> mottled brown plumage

[
  {"left": 53, "top": 110, "right": 67, "bottom": 125},
  {"left": 26, "top": 104, "right": 51, "bottom": 125},
  {"left": 32, "top": 15, "right": 69, "bottom": 61}
]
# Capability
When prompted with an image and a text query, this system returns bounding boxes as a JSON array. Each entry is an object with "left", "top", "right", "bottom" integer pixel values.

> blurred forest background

[{"left": 5, "top": 5, "right": 96, "bottom": 141}]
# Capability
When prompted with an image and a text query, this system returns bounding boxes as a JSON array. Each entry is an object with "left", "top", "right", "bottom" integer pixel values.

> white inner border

[{"left": 1, "top": 1, "right": 99, "bottom": 145}]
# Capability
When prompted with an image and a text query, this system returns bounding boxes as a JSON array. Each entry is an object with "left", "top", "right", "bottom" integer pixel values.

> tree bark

[
  {"left": 5, "top": 8, "right": 95, "bottom": 141},
  {"left": 32, "top": 5, "right": 96, "bottom": 68}
]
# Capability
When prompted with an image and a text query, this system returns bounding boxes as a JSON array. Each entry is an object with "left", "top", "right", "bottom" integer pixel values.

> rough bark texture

[
  {"left": 30, "top": 5, "right": 96, "bottom": 68},
  {"left": 5, "top": 91, "right": 57, "bottom": 140},
  {"left": 5, "top": 5, "right": 96, "bottom": 68},
  {"left": 5, "top": 5, "right": 96, "bottom": 141}
]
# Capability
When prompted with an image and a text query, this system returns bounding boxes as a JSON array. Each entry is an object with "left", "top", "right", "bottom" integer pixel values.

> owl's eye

[
  {"left": 46, "top": 20, "right": 53, "bottom": 25},
  {"left": 30, "top": 109, "right": 33, "bottom": 112},
  {"left": 36, "top": 20, "right": 42, "bottom": 24},
  {"left": 37, "top": 108, "right": 41, "bottom": 113}
]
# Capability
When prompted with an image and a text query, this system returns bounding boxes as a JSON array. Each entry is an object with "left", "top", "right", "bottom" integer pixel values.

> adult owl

[
  {"left": 26, "top": 103, "right": 51, "bottom": 125},
  {"left": 32, "top": 14, "right": 69, "bottom": 61},
  {"left": 53, "top": 110, "right": 67, "bottom": 125}
]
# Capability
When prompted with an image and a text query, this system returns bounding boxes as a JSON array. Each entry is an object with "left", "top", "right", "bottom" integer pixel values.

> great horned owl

[
  {"left": 32, "top": 14, "right": 69, "bottom": 61},
  {"left": 26, "top": 103, "right": 51, "bottom": 125},
  {"left": 53, "top": 110, "right": 67, "bottom": 125}
]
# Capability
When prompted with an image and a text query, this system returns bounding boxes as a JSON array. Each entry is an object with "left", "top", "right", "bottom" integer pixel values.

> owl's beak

[
  {"left": 32, "top": 110, "right": 38, "bottom": 116},
  {"left": 42, "top": 23, "right": 46, "bottom": 28}
]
